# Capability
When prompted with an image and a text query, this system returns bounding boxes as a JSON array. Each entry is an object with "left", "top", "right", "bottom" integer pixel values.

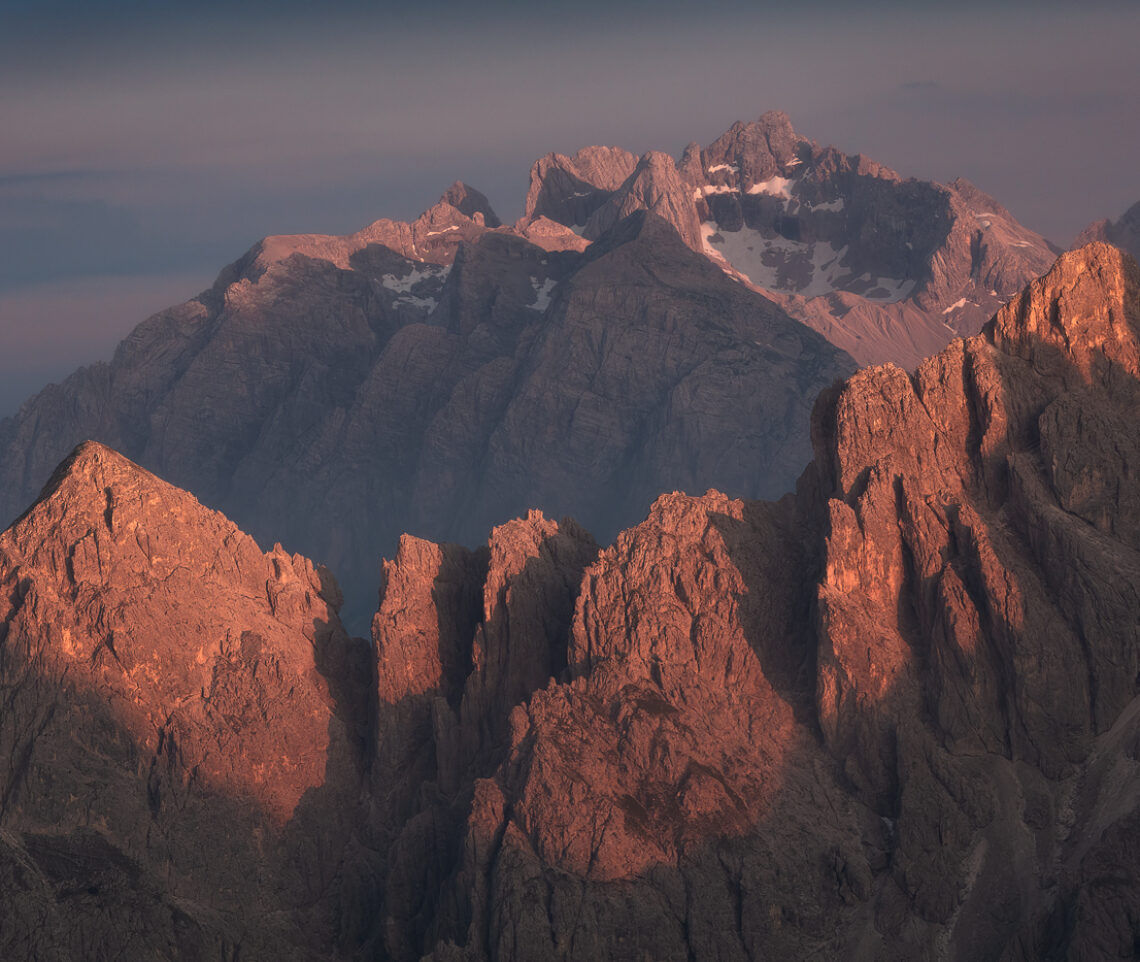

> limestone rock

[
  {"left": 0, "top": 207, "right": 852, "bottom": 632},
  {"left": 528, "top": 112, "right": 1057, "bottom": 369},
  {"left": 1074, "top": 199, "right": 1140, "bottom": 260},
  {"left": 0, "top": 442, "right": 369, "bottom": 958},
  {"left": 440, "top": 181, "right": 502, "bottom": 228},
  {"left": 520, "top": 145, "right": 639, "bottom": 230},
  {"left": 584, "top": 151, "right": 703, "bottom": 250},
  {"left": 5, "top": 246, "right": 1140, "bottom": 961},
  {"left": 409, "top": 245, "right": 1140, "bottom": 961}
]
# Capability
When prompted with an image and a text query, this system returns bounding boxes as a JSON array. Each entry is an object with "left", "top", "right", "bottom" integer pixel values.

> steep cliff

[
  {"left": 2, "top": 239, "right": 1137, "bottom": 960},
  {"left": 522, "top": 110, "right": 1058, "bottom": 369},
  {"left": 0, "top": 442, "right": 370, "bottom": 958},
  {"left": 377, "top": 243, "right": 1140, "bottom": 960}
]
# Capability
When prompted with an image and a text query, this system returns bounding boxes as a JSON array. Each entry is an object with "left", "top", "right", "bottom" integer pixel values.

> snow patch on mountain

[
  {"left": 381, "top": 263, "right": 450, "bottom": 309},
  {"left": 530, "top": 277, "right": 557, "bottom": 310},
  {"left": 701, "top": 223, "right": 913, "bottom": 302},
  {"left": 746, "top": 177, "right": 795, "bottom": 200},
  {"left": 381, "top": 264, "right": 450, "bottom": 294},
  {"left": 696, "top": 185, "right": 738, "bottom": 198}
]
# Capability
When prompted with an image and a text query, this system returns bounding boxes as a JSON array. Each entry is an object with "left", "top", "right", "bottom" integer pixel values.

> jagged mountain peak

[
  {"left": 239, "top": 184, "right": 495, "bottom": 281},
  {"left": 583, "top": 152, "right": 702, "bottom": 250},
  {"left": 991, "top": 241, "right": 1140, "bottom": 370},
  {"left": 520, "top": 144, "right": 640, "bottom": 228},
  {"left": 702, "top": 108, "right": 810, "bottom": 183},
  {"left": 15, "top": 439, "right": 219, "bottom": 538},
  {"left": 519, "top": 110, "right": 1057, "bottom": 369},
  {"left": 5, "top": 239, "right": 1140, "bottom": 958},
  {"left": 438, "top": 180, "right": 501, "bottom": 227},
  {"left": 1075, "top": 198, "right": 1140, "bottom": 260},
  {"left": 6, "top": 438, "right": 347, "bottom": 622}
]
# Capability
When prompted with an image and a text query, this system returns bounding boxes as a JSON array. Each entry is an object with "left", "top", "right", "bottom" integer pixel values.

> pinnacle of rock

[{"left": 5, "top": 247, "right": 1140, "bottom": 959}]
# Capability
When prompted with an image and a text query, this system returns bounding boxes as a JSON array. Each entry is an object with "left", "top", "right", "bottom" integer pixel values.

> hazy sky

[{"left": 2, "top": 0, "right": 1138, "bottom": 416}]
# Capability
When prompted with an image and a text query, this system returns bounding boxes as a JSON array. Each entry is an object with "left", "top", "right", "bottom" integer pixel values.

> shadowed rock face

[
  {"left": 521, "top": 110, "right": 1059, "bottom": 369},
  {"left": 0, "top": 203, "right": 853, "bottom": 631},
  {"left": 1075, "top": 198, "right": 1140, "bottom": 260},
  {"left": 522, "top": 145, "right": 639, "bottom": 229},
  {"left": 4, "top": 245, "right": 1140, "bottom": 961}
]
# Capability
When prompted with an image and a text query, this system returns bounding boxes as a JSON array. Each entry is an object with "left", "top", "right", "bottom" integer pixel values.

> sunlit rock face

[
  {"left": 0, "top": 441, "right": 370, "bottom": 958},
  {"left": 4, "top": 246, "right": 1140, "bottom": 961},
  {"left": 522, "top": 110, "right": 1058, "bottom": 370}
]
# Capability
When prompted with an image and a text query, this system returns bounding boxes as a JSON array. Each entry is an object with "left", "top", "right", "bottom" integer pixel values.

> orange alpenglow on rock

[{"left": 2, "top": 245, "right": 1140, "bottom": 959}]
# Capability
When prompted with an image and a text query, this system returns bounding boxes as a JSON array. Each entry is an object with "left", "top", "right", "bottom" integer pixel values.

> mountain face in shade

[
  {"left": 519, "top": 110, "right": 1058, "bottom": 369},
  {"left": 2, "top": 244, "right": 1140, "bottom": 960},
  {"left": 1075, "top": 198, "right": 1140, "bottom": 260},
  {"left": 0, "top": 192, "right": 853, "bottom": 628},
  {"left": 522, "top": 145, "right": 639, "bottom": 229}
]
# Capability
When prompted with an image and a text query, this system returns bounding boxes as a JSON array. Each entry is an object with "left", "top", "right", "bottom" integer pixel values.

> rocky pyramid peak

[
  {"left": 438, "top": 180, "right": 501, "bottom": 227},
  {"left": 702, "top": 109, "right": 810, "bottom": 185},
  {"left": 584, "top": 150, "right": 702, "bottom": 250},
  {"left": 1075, "top": 198, "right": 1140, "bottom": 260},
  {"left": 14, "top": 439, "right": 216, "bottom": 536},
  {"left": 520, "top": 144, "right": 639, "bottom": 228},
  {"left": 5, "top": 440, "right": 347, "bottom": 641},
  {"left": 0, "top": 438, "right": 372, "bottom": 954},
  {"left": 0, "top": 438, "right": 363, "bottom": 816}
]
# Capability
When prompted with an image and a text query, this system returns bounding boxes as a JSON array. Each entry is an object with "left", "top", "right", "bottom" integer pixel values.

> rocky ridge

[
  {"left": 1075, "top": 198, "right": 1140, "bottom": 261},
  {"left": 0, "top": 111, "right": 1066, "bottom": 633},
  {"left": 0, "top": 441, "right": 368, "bottom": 958},
  {"left": 2, "top": 244, "right": 1140, "bottom": 960},
  {"left": 0, "top": 193, "right": 853, "bottom": 630},
  {"left": 519, "top": 110, "right": 1058, "bottom": 369}
]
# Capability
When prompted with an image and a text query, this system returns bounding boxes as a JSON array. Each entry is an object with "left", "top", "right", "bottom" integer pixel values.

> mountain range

[
  {"left": 516, "top": 110, "right": 1058, "bottom": 369},
  {"left": 0, "top": 113, "right": 1065, "bottom": 629},
  {"left": 1076, "top": 199, "right": 1140, "bottom": 261},
  {"left": 2, "top": 243, "right": 1140, "bottom": 960}
]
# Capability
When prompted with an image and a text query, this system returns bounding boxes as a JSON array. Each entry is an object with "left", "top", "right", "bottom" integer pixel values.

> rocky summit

[
  {"left": 1075, "top": 198, "right": 1140, "bottom": 261},
  {"left": 2, "top": 244, "right": 1140, "bottom": 960},
  {"left": 519, "top": 110, "right": 1058, "bottom": 369}
]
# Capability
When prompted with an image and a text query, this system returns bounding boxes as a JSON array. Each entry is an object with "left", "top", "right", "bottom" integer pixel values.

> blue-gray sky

[{"left": 2, "top": 0, "right": 1138, "bottom": 416}]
